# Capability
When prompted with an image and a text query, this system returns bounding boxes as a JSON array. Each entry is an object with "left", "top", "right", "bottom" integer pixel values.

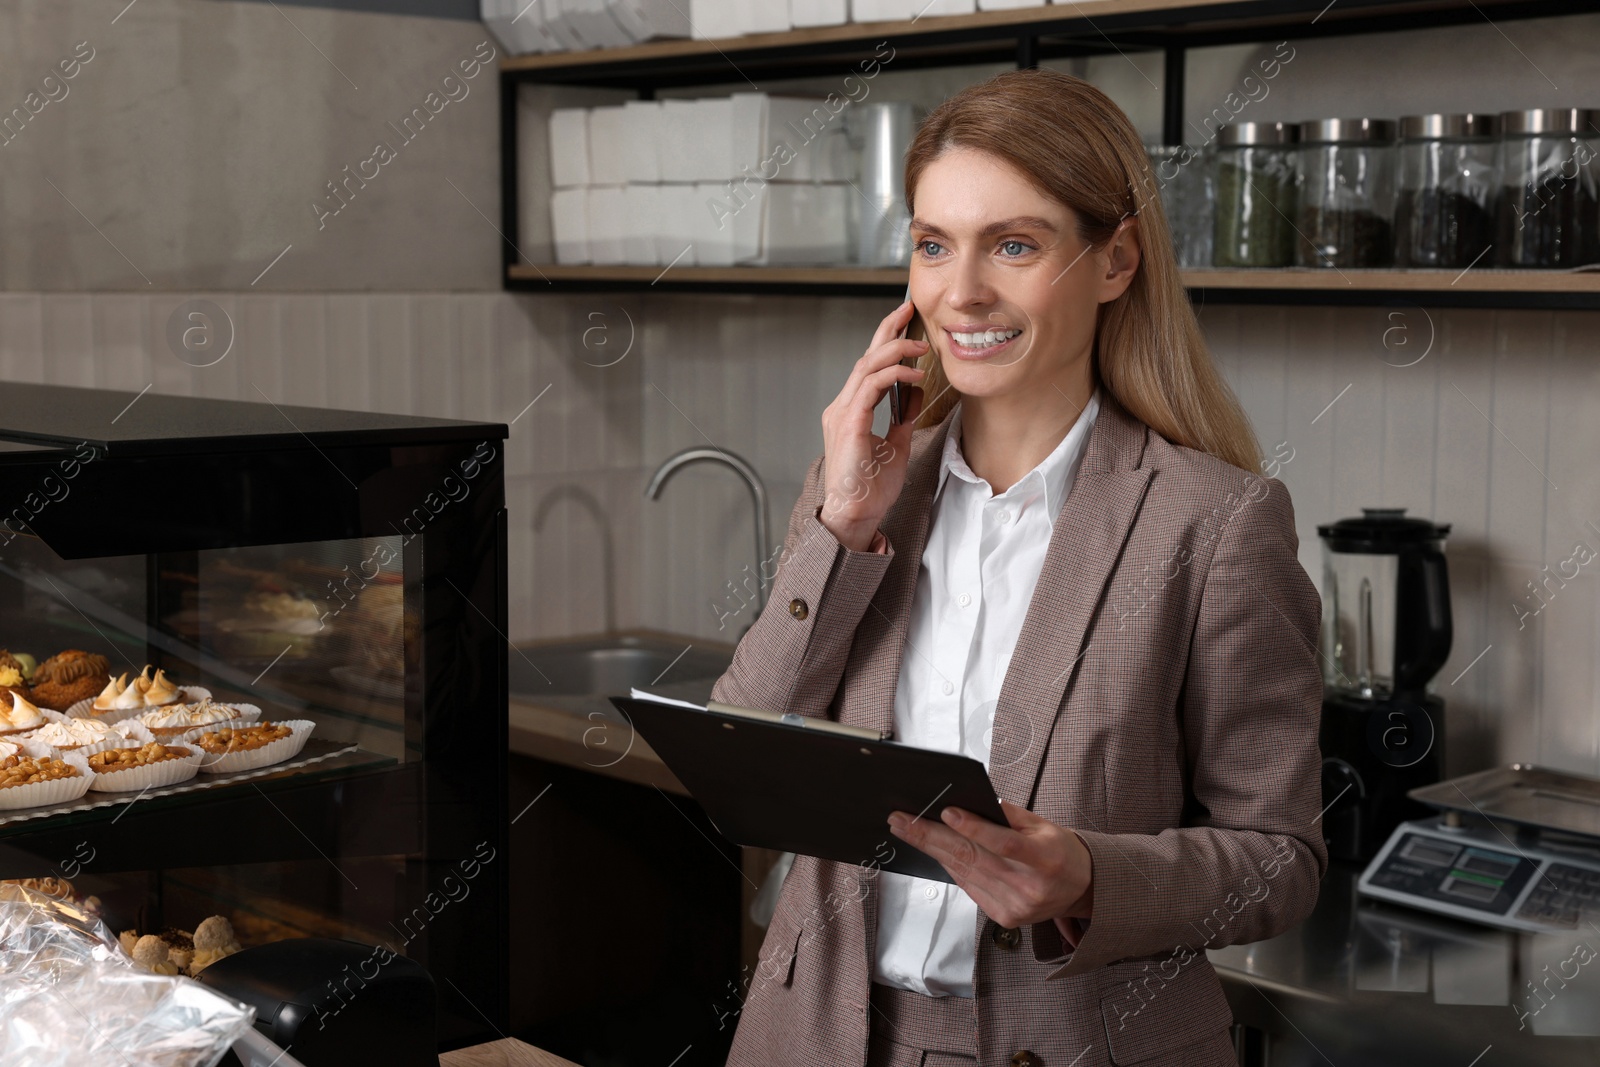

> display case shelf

[
  {"left": 0, "top": 740, "right": 387, "bottom": 834},
  {"left": 506, "top": 263, "right": 1600, "bottom": 308}
]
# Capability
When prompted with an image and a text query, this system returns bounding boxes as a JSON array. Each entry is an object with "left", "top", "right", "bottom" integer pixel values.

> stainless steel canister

[{"left": 846, "top": 101, "right": 919, "bottom": 266}]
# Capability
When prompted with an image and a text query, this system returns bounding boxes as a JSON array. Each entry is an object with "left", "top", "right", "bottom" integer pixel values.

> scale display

[{"left": 1360, "top": 820, "right": 1600, "bottom": 933}]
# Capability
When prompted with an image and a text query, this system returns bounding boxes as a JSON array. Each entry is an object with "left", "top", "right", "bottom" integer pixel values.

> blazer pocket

[
  {"left": 756, "top": 918, "right": 803, "bottom": 989},
  {"left": 1097, "top": 956, "right": 1232, "bottom": 1065}
]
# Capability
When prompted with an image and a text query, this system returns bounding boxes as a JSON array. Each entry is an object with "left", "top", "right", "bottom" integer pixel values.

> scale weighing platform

[{"left": 1359, "top": 765, "right": 1600, "bottom": 933}]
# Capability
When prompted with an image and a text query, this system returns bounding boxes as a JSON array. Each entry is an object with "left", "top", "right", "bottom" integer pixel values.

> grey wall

[{"left": 0, "top": 0, "right": 500, "bottom": 290}]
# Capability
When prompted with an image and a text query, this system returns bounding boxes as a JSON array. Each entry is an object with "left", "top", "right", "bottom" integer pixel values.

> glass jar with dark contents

[
  {"left": 1295, "top": 118, "right": 1397, "bottom": 268},
  {"left": 1496, "top": 108, "right": 1599, "bottom": 268},
  {"left": 1212, "top": 121, "right": 1298, "bottom": 268},
  {"left": 1394, "top": 113, "right": 1498, "bottom": 269}
]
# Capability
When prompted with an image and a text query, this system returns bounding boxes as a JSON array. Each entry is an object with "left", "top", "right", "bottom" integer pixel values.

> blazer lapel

[
  {"left": 987, "top": 397, "right": 1151, "bottom": 807},
  {"left": 838, "top": 393, "right": 1152, "bottom": 804},
  {"left": 848, "top": 394, "right": 1150, "bottom": 970}
]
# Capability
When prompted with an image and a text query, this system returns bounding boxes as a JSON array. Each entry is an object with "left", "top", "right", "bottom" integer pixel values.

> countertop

[
  {"left": 507, "top": 672, "right": 722, "bottom": 796},
  {"left": 1209, "top": 861, "right": 1600, "bottom": 1063},
  {"left": 440, "top": 1037, "right": 580, "bottom": 1066}
]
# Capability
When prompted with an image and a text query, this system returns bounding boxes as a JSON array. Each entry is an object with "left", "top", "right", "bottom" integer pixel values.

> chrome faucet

[{"left": 645, "top": 447, "right": 771, "bottom": 620}]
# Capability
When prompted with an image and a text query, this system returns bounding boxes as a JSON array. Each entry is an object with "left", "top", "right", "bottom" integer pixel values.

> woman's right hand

[{"left": 818, "top": 299, "right": 930, "bottom": 552}]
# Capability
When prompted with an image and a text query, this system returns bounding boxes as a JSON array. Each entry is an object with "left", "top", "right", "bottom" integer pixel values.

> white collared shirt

[{"left": 871, "top": 389, "right": 1101, "bottom": 998}]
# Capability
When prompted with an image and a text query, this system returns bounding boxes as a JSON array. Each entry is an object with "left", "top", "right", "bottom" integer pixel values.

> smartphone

[{"left": 890, "top": 283, "right": 926, "bottom": 425}]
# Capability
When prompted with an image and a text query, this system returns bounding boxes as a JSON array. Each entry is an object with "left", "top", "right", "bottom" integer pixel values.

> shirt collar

[{"left": 933, "top": 389, "right": 1102, "bottom": 525}]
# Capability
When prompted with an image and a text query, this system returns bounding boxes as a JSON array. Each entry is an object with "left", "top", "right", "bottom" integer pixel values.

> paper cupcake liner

[
  {"left": 86, "top": 742, "right": 203, "bottom": 792},
  {"left": 0, "top": 744, "right": 95, "bottom": 810},
  {"left": 187, "top": 719, "right": 316, "bottom": 774},
  {"left": 67, "top": 685, "right": 213, "bottom": 725}
]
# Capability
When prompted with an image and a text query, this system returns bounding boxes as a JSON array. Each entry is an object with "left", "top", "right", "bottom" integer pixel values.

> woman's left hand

[{"left": 886, "top": 798, "right": 1093, "bottom": 932}]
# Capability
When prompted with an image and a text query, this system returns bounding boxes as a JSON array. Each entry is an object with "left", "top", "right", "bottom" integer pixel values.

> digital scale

[{"left": 1359, "top": 764, "right": 1600, "bottom": 933}]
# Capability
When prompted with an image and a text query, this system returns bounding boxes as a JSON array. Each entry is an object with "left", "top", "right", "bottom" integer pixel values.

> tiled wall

[{"left": 3, "top": 291, "right": 1597, "bottom": 782}]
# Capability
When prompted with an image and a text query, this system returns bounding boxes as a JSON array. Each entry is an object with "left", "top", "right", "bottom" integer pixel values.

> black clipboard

[{"left": 609, "top": 694, "right": 1006, "bottom": 883}]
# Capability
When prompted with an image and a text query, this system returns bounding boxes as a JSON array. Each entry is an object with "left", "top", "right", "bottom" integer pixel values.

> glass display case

[{"left": 0, "top": 384, "right": 508, "bottom": 1051}]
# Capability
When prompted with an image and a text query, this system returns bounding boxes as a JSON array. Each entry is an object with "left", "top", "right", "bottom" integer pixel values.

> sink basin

[{"left": 508, "top": 633, "right": 734, "bottom": 700}]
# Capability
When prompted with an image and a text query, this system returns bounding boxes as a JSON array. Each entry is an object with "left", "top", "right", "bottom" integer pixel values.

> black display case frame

[{"left": 0, "top": 383, "right": 510, "bottom": 1052}]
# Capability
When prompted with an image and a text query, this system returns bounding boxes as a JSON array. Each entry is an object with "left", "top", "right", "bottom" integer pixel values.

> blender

[{"left": 1318, "top": 508, "right": 1453, "bottom": 862}]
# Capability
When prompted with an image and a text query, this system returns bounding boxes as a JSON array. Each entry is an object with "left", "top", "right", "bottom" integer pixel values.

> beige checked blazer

[{"left": 713, "top": 393, "right": 1327, "bottom": 1067}]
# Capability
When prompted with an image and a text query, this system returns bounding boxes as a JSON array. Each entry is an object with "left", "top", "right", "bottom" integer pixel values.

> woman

[{"left": 713, "top": 68, "right": 1325, "bottom": 1067}]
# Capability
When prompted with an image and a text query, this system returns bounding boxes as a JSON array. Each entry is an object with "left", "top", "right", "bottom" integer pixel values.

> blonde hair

[{"left": 903, "top": 68, "right": 1262, "bottom": 473}]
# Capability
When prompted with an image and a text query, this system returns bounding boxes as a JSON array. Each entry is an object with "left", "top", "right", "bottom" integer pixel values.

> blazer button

[
  {"left": 991, "top": 924, "right": 1020, "bottom": 949},
  {"left": 788, "top": 598, "right": 808, "bottom": 620},
  {"left": 1009, "top": 1052, "right": 1040, "bottom": 1067}
]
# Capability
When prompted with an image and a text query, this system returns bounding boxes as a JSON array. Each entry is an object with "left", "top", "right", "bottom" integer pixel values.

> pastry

[
  {"left": 88, "top": 742, "right": 190, "bottom": 773},
  {"left": 0, "top": 665, "right": 28, "bottom": 704},
  {"left": 190, "top": 915, "right": 242, "bottom": 973},
  {"left": 0, "top": 692, "right": 47, "bottom": 736},
  {"left": 91, "top": 672, "right": 130, "bottom": 715},
  {"left": 0, "top": 752, "right": 79, "bottom": 788},
  {"left": 31, "top": 650, "right": 111, "bottom": 711},
  {"left": 11, "top": 653, "right": 36, "bottom": 683},
  {"left": 34, "top": 650, "right": 110, "bottom": 686},
  {"left": 158, "top": 927, "right": 196, "bottom": 973},
  {"left": 107, "top": 680, "right": 150, "bottom": 715},
  {"left": 4, "top": 876, "right": 77, "bottom": 900},
  {"left": 122, "top": 916, "right": 240, "bottom": 976},
  {"left": 143, "top": 669, "right": 183, "bottom": 708},
  {"left": 132, "top": 934, "right": 180, "bottom": 976},
  {"left": 22, "top": 716, "right": 117, "bottom": 751},
  {"left": 3, "top": 876, "right": 101, "bottom": 915},
  {"left": 91, "top": 667, "right": 187, "bottom": 714},
  {"left": 138, "top": 697, "right": 244, "bottom": 739},
  {"left": 193, "top": 722, "right": 293, "bottom": 755}
]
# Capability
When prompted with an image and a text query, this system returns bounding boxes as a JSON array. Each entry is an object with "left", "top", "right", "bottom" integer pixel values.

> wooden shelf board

[
  {"left": 508, "top": 263, "right": 907, "bottom": 286},
  {"left": 498, "top": 0, "right": 1546, "bottom": 76},
  {"left": 508, "top": 262, "right": 1600, "bottom": 297},
  {"left": 500, "top": 0, "right": 1203, "bottom": 73},
  {"left": 1185, "top": 268, "right": 1600, "bottom": 293}
]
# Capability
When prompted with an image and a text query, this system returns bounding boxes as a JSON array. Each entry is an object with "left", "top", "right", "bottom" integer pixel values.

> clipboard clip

[{"left": 705, "top": 699, "right": 888, "bottom": 741}]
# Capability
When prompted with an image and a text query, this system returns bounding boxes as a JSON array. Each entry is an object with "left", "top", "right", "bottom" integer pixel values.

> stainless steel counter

[{"left": 1208, "top": 861, "right": 1600, "bottom": 1065}]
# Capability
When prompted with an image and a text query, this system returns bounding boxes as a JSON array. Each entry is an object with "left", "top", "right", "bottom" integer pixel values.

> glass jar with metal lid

[
  {"left": 1212, "top": 121, "right": 1298, "bottom": 268},
  {"left": 1294, "top": 118, "right": 1397, "bottom": 268},
  {"left": 1496, "top": 107, "right": 1598, "bottom": 268},
  {"left": 1394, "top": 113, "right": 1498, "bottom": 269}
]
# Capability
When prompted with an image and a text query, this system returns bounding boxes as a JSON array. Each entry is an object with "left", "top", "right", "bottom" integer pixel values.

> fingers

[
  {"left": 844, "top": 360, "right": 924, "bottom": 422},
  {"left": 885, "top": 384, "right": 924, "bottom": 448},
  {"left": 945, "top": 805, "right": 1029, "bottom": 862},
  {"left": 840, "top": 331, "right": 929, "bottom": 406},
  {"left": 869, "top": 298, "right": 918, "bottom": 351},
  {"left": 900, "top": 814, "right": 985, "bottom": 880},
  {"left": 999, "top": 797, "right": 1045, "bottom": 830}
]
